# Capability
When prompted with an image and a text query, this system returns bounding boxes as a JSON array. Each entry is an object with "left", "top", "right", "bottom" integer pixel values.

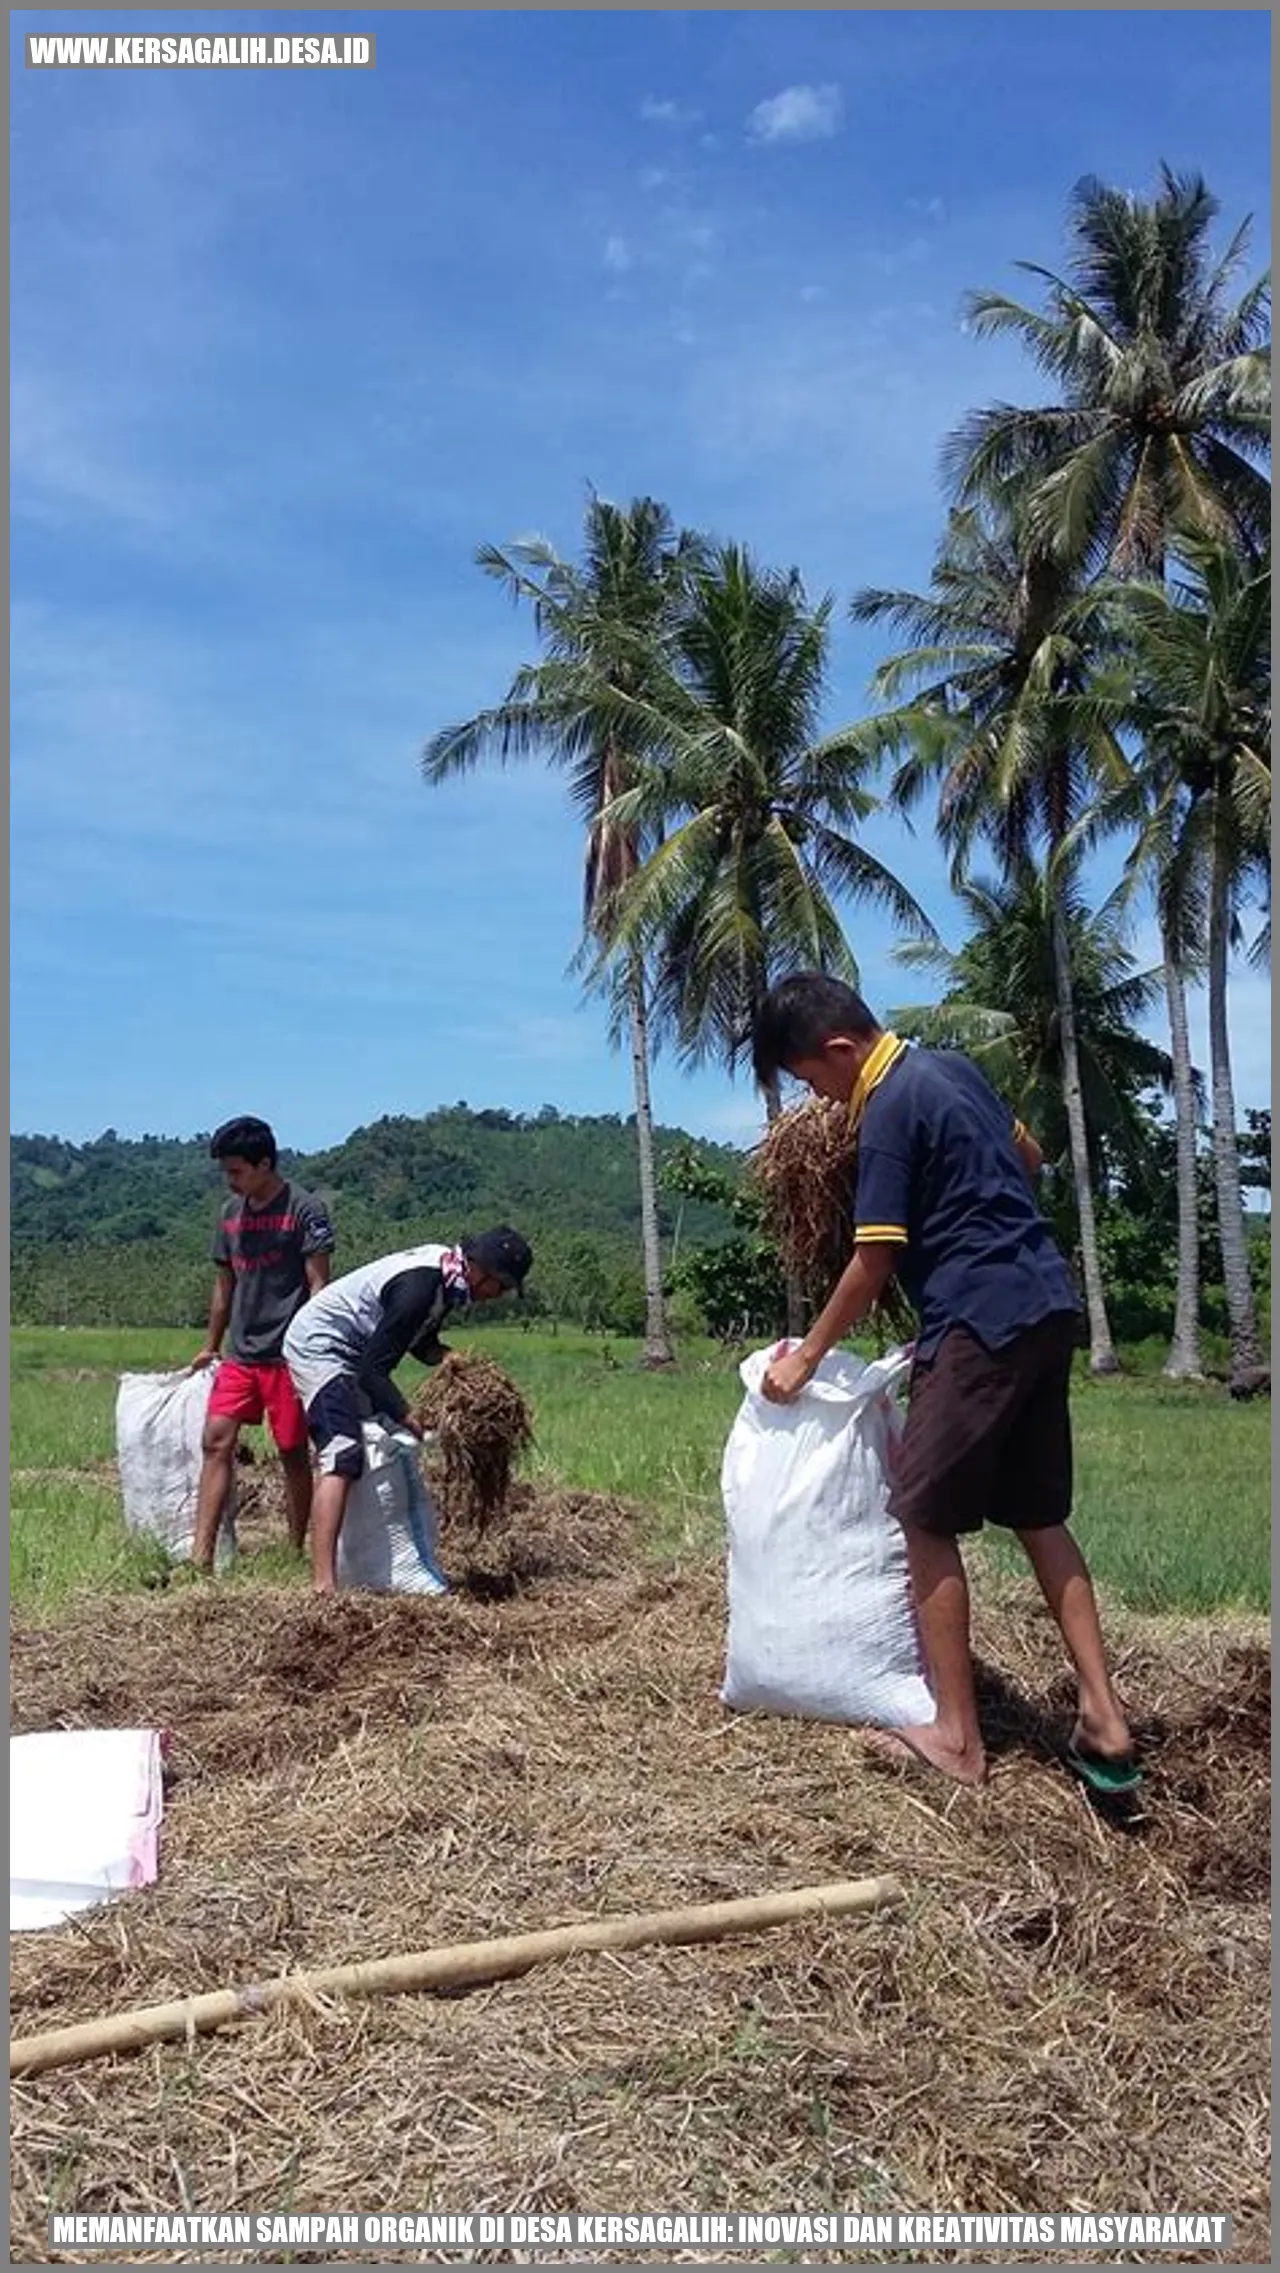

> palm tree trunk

[
  {"left": 1161, "top": 939, "right": 1204, "bottom": 1379},
  {"left": 762, "top": 1074, "right": 808, "bottom": 1338},
  {"left": 626, "top": 953, "right": 676, "bottom": 1369},
  {"left": 1207, "top": 806, "right": 1260, "bottom": 1380},
  {"left": 1049, "top": 896, "right": 1119, "bottom": 1374},
  {"left": 1139, "top": 532, "right": 1203, "bottom": 1383}
]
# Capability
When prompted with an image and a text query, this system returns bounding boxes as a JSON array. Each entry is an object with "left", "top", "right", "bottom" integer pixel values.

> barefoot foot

[
  {"left": 862, "top": 1730, "right": 916, "bottom": 1767},
  {"left": 865, "top": 1723, "right": 987, "bottom": 1786}
]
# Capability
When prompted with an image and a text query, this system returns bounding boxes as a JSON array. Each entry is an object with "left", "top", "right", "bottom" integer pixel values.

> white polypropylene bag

[
  {"left": 721, "top": 1344, "right": 936, "bottom": 1730},
  {"left": 115, "top": 1369, "right": 236, "bottom": 1567},
  {"left": 10, "top": 1728, "right": 166, "bottom": 1932},
  {"left": 337, "top": 1421, "right": 449, "bottom": 1596}
]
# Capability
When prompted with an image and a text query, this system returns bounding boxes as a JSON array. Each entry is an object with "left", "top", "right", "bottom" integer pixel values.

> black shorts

[
  {"left": 890, "top": 1313, "right": 1079, "bottom": 1540},
  {"left": 303, "top": 1376, "right": 367, "bottom": 1480}
]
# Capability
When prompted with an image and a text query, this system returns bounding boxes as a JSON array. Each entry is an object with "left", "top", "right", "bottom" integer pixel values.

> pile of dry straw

[
  {"left": 9, "top": 1331, "right": 1269, "bottom": 2260},
  {"left": 10, "top": 1552, "right": 1269, "bottom": 2263}
]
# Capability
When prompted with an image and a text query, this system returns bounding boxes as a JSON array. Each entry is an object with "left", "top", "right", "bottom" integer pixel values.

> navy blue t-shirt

[{"left": 853, "top": 1045, "right": 1079, "bottom": 1357}]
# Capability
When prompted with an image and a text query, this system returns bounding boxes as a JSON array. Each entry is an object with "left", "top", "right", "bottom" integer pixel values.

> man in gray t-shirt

[{"left": 189, "top": 1115, "right": 335, "bottom": 1570}]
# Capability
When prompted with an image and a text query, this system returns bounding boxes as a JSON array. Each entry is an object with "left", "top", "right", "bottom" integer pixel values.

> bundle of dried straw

[
  {"left": 411, "top": 1349, "right": 535, "bottom": 1529},
  {"left": 752, "top": 1099, "right": 916, "bottom": 1342}
]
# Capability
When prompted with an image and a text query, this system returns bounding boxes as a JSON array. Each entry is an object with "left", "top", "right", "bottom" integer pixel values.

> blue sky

[{"left": 11, "top": 7, "right": 1272, "bottom": 1153}]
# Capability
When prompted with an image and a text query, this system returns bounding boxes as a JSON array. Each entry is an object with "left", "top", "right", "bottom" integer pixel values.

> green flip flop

[{"left": 1065, "top": 1741, "right": 1143, "bottom": 1797}]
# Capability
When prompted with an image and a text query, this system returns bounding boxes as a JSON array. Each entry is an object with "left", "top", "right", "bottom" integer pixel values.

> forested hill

[{"left": 10, "top": 1107, "right": 743, "bottom": 1328}]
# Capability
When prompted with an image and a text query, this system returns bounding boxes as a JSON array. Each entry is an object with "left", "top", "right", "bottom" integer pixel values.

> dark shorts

[
  {"left": 303, "top": 1376, "right": 367, "bottom": 1480},
  {"left": 890, "top": 1313, "right": 1079, "bottom": 1540}
]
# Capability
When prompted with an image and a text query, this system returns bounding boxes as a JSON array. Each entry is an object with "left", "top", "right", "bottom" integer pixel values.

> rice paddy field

[
  {"left": 9, "top": 1325, "right": 1271, "bottom": 1619},
  {"left": 8, "top": 1324, "right": 1272, "bottom": 2264}
]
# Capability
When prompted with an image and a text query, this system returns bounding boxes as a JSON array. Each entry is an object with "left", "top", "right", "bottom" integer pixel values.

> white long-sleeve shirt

[{"left": 283, "top": 1242, "right": 468, "bottom": 1419}]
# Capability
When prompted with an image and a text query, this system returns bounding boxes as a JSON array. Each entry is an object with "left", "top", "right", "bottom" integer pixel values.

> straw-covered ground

[{"left": 9, "top": 1473, "right": 1270, "bottom": 2266}]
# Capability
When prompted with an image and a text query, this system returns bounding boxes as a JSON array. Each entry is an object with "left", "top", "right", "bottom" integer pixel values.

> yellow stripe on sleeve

[{"left": 855, "top": 1225, "right": 909, "bottom": 1244}]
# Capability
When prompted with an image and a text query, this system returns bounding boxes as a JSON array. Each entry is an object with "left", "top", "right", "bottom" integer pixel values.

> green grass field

[{"left": 9, "top": 1323, "right": 1271, "bottom": 1620}]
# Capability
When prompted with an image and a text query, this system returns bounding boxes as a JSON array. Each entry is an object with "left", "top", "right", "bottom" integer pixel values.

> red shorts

[{"left": 207, "top": 1360, "right": 308, "bottom": 1453}]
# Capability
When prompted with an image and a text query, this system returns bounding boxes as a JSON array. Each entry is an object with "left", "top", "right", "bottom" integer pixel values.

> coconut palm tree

[
  {"left": 1062, "top": 684, "right": 1211, "bottom": 1378},
  {"left": 950, "top": 168, "right": 1273, "bottom": 1372},
  {"left": 948, "top": 165, "right": 1270, "bottom": 573},
  {"left": 851, "top": 497, "right": 1127, "bottom": 1371},
  {"left": 889, "top": 863, "right": 1180, "bottom": 1205},
  {"left": 595, "top": 544, "right": 931, "bottom": 1113},
  {"left": 1101, "top": 537, "right": 1270, "bottom": 1381},
  {"left": 1134, "top": 853, "right": 1208, "bottom": 1378},
  {"left": 422, "top": 491, "right": 704, "bottom": 1369},
  {"left": 946, "top": 168, "right": 1269, "bottom": 1371}
]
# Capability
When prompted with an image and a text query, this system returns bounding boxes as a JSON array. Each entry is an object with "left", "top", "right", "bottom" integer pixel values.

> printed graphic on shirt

[{"left": 213, "top": 1182, "right": 335, "bottom": 1362}]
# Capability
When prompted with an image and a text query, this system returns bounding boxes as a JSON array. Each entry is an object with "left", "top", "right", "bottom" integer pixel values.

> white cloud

[
  {"left": 870, "top": 235, "right": 933, "bottom": 279},
  {"left": 640, "top": 97, "right": 702, "bottom": 128},
  {"left": 639, "top": 167, "right": 670, "bottom": 192},
  {"left": 746, "top": 83, "right": 844, "bottom": 147},
  {"left": 603, "top": 235, "right": 633, "bottom": 274},
  {"left": 799, "top": 283, "right": 829, "bottom": 304}
]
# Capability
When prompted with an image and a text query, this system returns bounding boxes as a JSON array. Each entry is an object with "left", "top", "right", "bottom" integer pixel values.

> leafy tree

[
  {"left": 1239, "top": 1108, "right": 1271, "bottom": 1195},
  {"left": 422, "top": 491, "right": 705, "bottom": 1368},
  {"left": 1095, "top": 1109, "right": 1270, "bottom": 1352},
  {"left": 948, "top": 164, "right": 1269, "bottom": 1372},
  {"left": 852, "top": 495, "right": 1126, "bottom": 1370},
  {"left": 9, "top": 1110, "right": 744, "bottom": 1330},
  {"left": 1103, "top": 539, "right": 1270, "bottom": 1377},
  {"left": 597, "top": 543, "right": 929, "bottom": 1104},
  {"left": 890, "top": 861, "right": 1178, "bottom": 1208},
  {"left": 1079, "top": 750, "right": 1210, "bottom": 1379},
  {"left": 949, "top": 165, "right": 1270, "bottom": 573},
  {"left": 661, "top": 1149, "right": 787, "bottom": 1343},
  {"left": 595, "top": 544, "right": 927, "bottom": 1335}
]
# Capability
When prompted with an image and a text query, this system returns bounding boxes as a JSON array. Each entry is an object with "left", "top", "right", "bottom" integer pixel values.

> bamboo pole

[{"left": 10, "top": 1874, "right": 904, "bottom": 2080}]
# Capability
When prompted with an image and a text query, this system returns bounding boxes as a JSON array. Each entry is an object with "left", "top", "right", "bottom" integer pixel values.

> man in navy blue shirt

[{"left": 751, "top": 973, "right": 1137, "bottom": 1792}]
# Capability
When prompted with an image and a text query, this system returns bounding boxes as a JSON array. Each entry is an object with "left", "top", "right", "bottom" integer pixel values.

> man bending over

[{"left": 283, "top": 1227, "right": 533, "bottom": 1593}]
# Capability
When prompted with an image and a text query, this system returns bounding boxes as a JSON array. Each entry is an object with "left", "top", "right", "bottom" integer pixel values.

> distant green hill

[{"left": 10, "top": 1108, "right": 743, "bottom": 1330}]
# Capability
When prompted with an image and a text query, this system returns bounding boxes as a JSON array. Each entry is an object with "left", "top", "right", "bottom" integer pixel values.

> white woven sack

[
  {"left": 336, "top": 1421, "right": 449, "bottom": 1596},
  {"left": 10, "top": 1728, "right": 166, "bottom": 1933},
  {"left": 115, "top": 1369, "right": 236, "bottom": 1568},
  {"left": 721, "top": 1344, "right": 935, "bottom": 1729}
]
